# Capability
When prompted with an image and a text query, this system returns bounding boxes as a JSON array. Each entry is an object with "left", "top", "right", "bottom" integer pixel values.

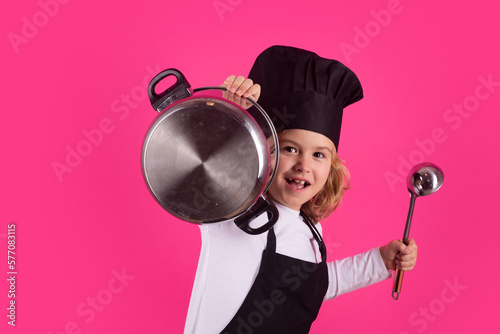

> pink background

[{"left": 1, "top": 0, "right": 499, "bottom": 333}]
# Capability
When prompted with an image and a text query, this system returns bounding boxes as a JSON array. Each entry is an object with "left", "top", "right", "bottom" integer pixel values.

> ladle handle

[
  {"left": 392, "top": 269, "right": 404, "bottom": 300},
  {"left": 392, "top": 192, "right": 416, "bottom": 300}
]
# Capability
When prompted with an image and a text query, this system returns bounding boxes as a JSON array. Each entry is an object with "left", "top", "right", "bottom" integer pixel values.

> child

[{"left": 184, "top": 46, "right": 418, "bottom": 334}]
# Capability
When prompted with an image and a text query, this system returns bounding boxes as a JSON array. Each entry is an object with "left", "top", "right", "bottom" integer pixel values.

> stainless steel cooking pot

[{"left": 142, "top": 69, "right": 279, "bottom": 234}]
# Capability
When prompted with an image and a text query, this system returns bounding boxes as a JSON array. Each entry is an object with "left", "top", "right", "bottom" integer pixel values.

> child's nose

[{"left": 294, "top": 156, "right": 312, "bottom": 173}]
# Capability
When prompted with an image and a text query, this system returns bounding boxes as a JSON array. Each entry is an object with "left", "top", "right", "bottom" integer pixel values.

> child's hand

[
  {"left": 223, "top": 75, "right": 261, "bottom": 100},
  {"left": 380, "top": 239, "right": 418, "bottom": 271},
  {"left": 221, "top": 75, "right": 261, "bottom": 109}
]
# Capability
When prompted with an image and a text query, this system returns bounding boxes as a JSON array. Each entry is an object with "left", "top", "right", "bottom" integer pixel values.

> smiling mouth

[{"left": 285, "top": 178, "right": 310, "bottom": 190}]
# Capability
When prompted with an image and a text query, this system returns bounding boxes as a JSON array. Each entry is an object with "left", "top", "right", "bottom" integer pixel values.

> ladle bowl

[
  {"left": 392, "top": 162, "right": 444, "bottom": 300},
  {"left": 407, "top": 163, "right": 444, "bottom": 197}
]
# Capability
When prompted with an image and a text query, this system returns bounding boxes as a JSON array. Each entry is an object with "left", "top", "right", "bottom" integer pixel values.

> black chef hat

[{"left": 248, "top": 45, "right": 363, "bottom": 151}]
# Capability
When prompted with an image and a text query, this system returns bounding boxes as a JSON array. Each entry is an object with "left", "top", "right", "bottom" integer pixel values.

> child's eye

[
  {"left": 314, "top": 152, "right": 326, "bottom": 158},
  {"left": 269, "top": 145, "right": 276, "bottom": 155},
  {"left": 283, "top": 146, "right": 297, "bottom": 153}
]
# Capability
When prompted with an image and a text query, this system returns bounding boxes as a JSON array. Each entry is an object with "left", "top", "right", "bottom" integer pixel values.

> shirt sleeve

[{"left": 324, "top": 247, "right": 392, "bottom": 301}]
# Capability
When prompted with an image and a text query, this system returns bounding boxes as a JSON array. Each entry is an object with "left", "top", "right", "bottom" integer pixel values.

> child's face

[{"left": 268, "top": 129, "right": 335, "bottom": 211}]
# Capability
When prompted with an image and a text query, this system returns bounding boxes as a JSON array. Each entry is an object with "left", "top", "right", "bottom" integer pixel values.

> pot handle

[
  {"left": 148, "top": 68, "right": 192, "bottom": 112},
  {"left": 234, "top": 197, "right": 279, "bottom": 235}
]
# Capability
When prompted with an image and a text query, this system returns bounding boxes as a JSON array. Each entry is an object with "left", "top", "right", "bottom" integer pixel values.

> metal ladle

[{"left": 392, "top": 162, "right": 444, "bottom": 300}]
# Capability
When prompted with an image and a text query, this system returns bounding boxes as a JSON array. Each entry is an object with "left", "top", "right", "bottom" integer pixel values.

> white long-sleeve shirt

[{"left": 184, "top": 203, "right": 392, "bottom": 334}]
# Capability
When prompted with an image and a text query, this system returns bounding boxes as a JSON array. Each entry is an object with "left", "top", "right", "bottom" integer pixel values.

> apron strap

[
  {"left": 301, "top": 211, "right": 327, "bottom": 262},
  {"left": 266, "top": 226, "right": 277, "bottom": 253}
]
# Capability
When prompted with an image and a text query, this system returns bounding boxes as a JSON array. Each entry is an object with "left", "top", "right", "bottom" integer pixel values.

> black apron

[{"left": 221, "top": 212, "right": 328, "bottom": 334}]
